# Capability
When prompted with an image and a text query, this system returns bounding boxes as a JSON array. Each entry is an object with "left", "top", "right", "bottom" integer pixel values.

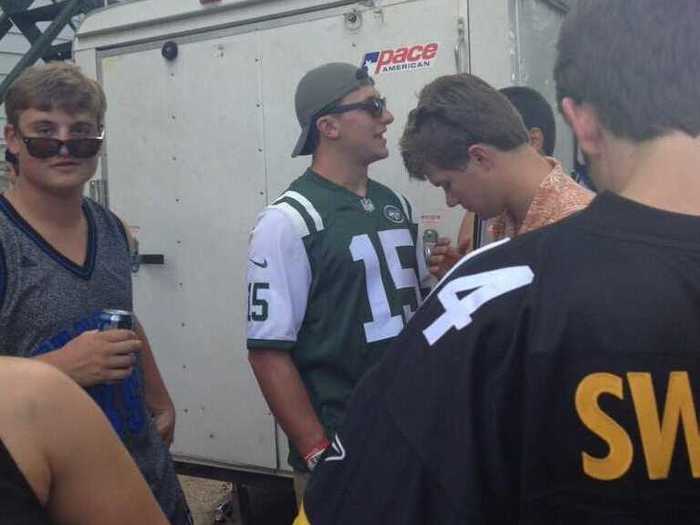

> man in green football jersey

[{"left": 246, "top": 62, "right": 430, "bottom": 504}]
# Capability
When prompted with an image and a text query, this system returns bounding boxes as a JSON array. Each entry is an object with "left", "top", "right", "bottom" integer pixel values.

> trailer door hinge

[{"left": 455, "top": 17, "right": 468, "bottom": 73}]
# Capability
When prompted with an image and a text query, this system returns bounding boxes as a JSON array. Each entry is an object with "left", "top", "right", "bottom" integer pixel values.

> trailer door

[{"left": 98, "top": 31, "right": 274, "bottom": 470}]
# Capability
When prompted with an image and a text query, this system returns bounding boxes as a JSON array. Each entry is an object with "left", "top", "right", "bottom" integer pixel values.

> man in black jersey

[{"left": 295, "top": 1, "right": 700, "bottom": 523}]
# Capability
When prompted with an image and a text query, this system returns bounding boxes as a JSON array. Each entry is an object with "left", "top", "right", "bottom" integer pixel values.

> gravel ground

[{"left": 179, "top": 476, "right": 240, "bottom": 524}]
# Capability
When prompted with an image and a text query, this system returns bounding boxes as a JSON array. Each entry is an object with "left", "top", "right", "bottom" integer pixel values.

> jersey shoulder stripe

[
  {"left": 275, "top": 191, "right": 325, "bottom": 233},
  {"left": 269, "top": 202, "right": 311, "bottom": 237}
]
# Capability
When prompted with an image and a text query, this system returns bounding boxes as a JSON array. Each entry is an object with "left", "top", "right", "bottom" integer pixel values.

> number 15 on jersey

[
  {"left": 247, "top": 282, "right": 269, "bottom": 322},
  {"left": 351, "top": 229, "right": 423, "bottom": 344}
]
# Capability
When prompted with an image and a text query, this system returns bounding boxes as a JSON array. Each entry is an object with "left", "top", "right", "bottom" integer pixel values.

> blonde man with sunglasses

[
  {"left": 0, "top": 63, "right": 191, "bottom": 524},
  {"left": 247, "top": 62, "right": 430, "bottom": 503}
]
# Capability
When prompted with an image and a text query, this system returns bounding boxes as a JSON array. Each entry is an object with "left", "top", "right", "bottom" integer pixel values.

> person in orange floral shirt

[{"left": 426, "top": 85, "right": 593, "bottom": 279}]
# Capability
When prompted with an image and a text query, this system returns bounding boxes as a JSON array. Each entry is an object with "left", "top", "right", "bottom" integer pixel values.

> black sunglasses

[
  {"left": 19, "top": 131, "right": 104, "bottom": 159},
  {"left": 321, "top": 97, "right": 387, "bottom": 119}
]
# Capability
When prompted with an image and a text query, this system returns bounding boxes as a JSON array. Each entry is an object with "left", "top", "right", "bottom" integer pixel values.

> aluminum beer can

[
  {"left": 98, "top": 309, "right": 134, "bottom": 331},
  {"left": 423, "top": 228, "right": 439, "bottom": 265}
]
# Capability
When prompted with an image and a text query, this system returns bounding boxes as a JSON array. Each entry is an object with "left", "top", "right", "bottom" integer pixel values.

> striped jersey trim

[
  {"left": 269, "top": 202, "right": 311, "bottom": 237},
  {"left": 390, "top": 190, "right": 412, "bottom": 222},
  {"left": 276, "top": 191, "right": 325, "bottom": 232},
  {"left": 247, "top": 338, "right": 295, "bottom": 350}
]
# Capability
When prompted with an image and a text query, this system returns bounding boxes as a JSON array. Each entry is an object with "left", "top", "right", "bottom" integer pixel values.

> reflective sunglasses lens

[
  {"left": 66, "top": 138, "right": 103, "bottom": 158},
  {"left": 369, "top": 98, "right": 385, "bottom": 117},
  {"left": 25, "top": 138, "right": 61, "bottom": 159}
]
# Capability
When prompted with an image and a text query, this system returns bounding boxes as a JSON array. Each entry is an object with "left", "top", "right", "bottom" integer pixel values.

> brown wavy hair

[
  {"left": 400, "top": 74, "right": 528, "bottom": 180},
  {"left": 5, "top": 62, "right": 106, "bottom": 128}
]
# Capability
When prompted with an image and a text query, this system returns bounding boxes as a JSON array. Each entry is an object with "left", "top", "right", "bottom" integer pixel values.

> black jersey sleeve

[
  {"left": 298, "top": 243, "right": 536, "bottom": 524},
  {"left": 297, "top": 359, "right": 434, "bottom": 525}
]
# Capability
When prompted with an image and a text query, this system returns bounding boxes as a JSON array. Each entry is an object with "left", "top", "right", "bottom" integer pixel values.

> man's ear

[
  {"left": 561, "top": 98, "right": 604, "bottom": 158},
  {"left": 316, "top": 115, "right": 341, "bottom": 142},
  {"left": 4, "top": 124, "right": 20, "bottom": 155},
  {"left": 466, "top": 144, "right": 494, "bottom": 171},
  {"left": 528, "top": 128, "right": 545, "bottom": 155}
]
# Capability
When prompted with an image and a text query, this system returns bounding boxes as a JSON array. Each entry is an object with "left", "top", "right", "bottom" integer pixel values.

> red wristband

[{"left": 304, "top": 438, "right": 331, "bottom": 471}]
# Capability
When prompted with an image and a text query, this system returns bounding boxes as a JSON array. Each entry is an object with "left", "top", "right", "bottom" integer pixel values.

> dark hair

[
  {"left": 5, "top": 62, "right": 106, "bottom": 129},
  {"left": 500, "top": 86, "right": 556, "bottom": 156},
  {"left": 555, "top": 0, "right": 700, "bottom": 141},
  {"left": 400, "top": 74, "right": 528, "bottom": 180},
  {"left": 5, "top": 149, "right": 18, "bottom": 167}
]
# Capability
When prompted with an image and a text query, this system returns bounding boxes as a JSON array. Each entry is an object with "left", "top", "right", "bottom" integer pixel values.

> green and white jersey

[{"left": 247, "top": 169, "right": 430, "bottom": 469}]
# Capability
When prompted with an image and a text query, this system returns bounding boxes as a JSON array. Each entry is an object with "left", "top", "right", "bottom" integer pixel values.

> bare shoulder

[
  {"left": 114, "top": 214, "right": 129, "bottom": 233},
  {"left": 0, "top": 356, "right": 107, "bottom": 471},
  {"left": 0, "top": 357, "right": 86, "bottom": 423},
  {"left": 0, "top": 358, "right": 66, "bottom": 503},
  {"left": 114, "top": 214, "right": 136, "bottom": 251},
  {"left": 0, "top": 356, "right": 76, "bottom": 392}
]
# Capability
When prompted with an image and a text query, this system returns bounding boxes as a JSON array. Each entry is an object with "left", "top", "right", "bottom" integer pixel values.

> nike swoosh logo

[
  {"left": 250, "top": 258, "right": 268, "bottom": 268},
  {"left": 324, "top": 435, "right": 346, "bottom": 463}
]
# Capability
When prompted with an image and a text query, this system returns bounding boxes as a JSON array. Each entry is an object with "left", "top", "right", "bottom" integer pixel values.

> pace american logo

[{"left": 361, "top": 42, "right": 439, "bottom": 76}]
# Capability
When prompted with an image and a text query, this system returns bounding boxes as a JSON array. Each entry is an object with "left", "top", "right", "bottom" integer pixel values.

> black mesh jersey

[{"left": 298, "top": 192, "right": 700, "bottom": 525}]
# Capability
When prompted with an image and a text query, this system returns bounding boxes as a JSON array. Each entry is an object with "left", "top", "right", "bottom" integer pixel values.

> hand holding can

[
  {"left": 98, "top": 309, "right": 135, "bottom": 331},
  {"left": 423, "top": 228, "right": 439, "bottom": 264}
]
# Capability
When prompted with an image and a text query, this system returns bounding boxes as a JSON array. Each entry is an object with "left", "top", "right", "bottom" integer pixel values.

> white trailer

[{"left": 73, "top": 0, "right": 572, "bottom": 483}]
